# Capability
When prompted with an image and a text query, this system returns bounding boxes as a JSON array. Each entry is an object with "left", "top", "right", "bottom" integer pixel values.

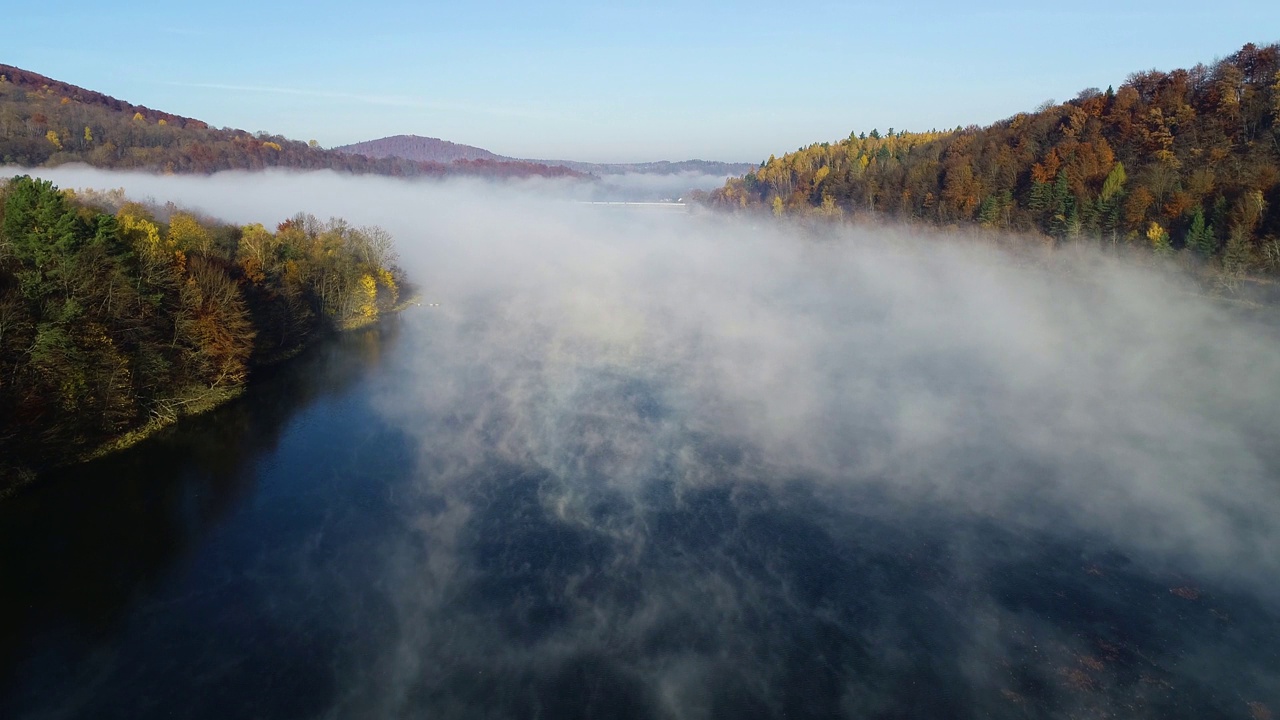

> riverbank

[
  {"left": 0, "top": 383, "right": 249, "bottom": 501},
  {"left": 0, "top": 303, "right": 419, "bottom": 501}
]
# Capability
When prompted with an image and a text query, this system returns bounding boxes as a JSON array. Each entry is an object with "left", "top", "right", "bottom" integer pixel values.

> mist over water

[
  {"left": 5, "top": 167, "right": 1280, "bottom": 718},
  {"left": 581, "top": 170, "right": 735, "bottom": 201}
]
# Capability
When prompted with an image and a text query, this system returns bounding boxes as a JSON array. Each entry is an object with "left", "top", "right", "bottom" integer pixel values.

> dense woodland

[
  {"left": 708, "top": 44, "right": 1280, "bottom": 279},
  {"left": 0, "top": 65, "right": 582, "bottom": 179},
  {"left": 0, "top": 175, "right": 410, "bottom": 487}
]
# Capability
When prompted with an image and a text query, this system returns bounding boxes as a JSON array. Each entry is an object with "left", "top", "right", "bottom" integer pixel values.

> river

[
  {"left": 1, "top": 178, "right": 1279, "bottom": 717},
  {"left": 1, "top": 305, "right": 1277, "bottom": 720}
]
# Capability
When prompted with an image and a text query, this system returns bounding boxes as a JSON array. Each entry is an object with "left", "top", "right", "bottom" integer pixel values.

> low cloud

[
  {"left": 15, "top": 165, "right": 1280, "bottom": 718},
  {"left": 582, "top": 171, "right": 737, "bottom": 200}
]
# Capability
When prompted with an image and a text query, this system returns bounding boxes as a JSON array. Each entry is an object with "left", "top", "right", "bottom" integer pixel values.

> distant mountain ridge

[
  {"left": 335, "top": 135, "right": 755, "bottom": 176},
  {"left": 334, "top": 135, "right": 507, "bottom": 164},
  {"left": 0, "top": 65, "right": 582, "bottom": 179}
]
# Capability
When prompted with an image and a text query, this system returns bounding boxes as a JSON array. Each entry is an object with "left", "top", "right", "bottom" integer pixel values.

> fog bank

[{"left": 15, "top": 165, "right": 1280, "bottom": 718}]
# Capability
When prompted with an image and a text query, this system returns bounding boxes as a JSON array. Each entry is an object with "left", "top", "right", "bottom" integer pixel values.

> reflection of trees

[{"left": 0, "top": 320, "right": 399, "bottom": 691}]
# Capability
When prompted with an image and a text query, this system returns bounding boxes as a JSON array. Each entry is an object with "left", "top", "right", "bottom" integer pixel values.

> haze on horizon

[{"left": 6, "top": 0, "right": 1279, "bottom": 163}]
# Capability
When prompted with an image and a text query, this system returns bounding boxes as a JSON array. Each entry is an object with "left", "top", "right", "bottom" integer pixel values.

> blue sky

[{"left": 6, "top": 1, "right": 1278, "bottom": 163}]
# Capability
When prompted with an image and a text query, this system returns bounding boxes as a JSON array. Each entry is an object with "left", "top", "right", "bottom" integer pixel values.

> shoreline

[{"left": 0, "top": 301, "right": 419, "bottom": 501}]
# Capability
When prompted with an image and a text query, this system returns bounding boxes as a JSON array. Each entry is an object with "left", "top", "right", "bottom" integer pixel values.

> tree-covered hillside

[
  {"left": 0, "top": 65, "right": 583, "bottom": 179},
  {"left": 708, "top": 43, "right": 1280, "bottom": 277},
  {"left": 0, "top": 176, "right": 410, "bottom": 488}
]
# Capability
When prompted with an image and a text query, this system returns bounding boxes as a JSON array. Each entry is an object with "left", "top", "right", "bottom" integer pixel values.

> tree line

[
  {"left": 0, "top": 64, "right": 583, "bottom": 179},
  {"left": 0, "top": 175, "right": 410, "bottom": 488},
  {"left": 706, "top": 43, "right": 1280, "bottom": 280}
]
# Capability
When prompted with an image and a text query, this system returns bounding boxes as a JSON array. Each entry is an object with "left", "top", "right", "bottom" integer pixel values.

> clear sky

[{"left": 5, "top": 1, "right": 1278, "bottom": 163}]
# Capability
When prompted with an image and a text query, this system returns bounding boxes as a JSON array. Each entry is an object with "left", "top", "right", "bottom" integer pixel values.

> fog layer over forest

[{"left": 21, "top": 166, "right": 1280, "bottom": 717}]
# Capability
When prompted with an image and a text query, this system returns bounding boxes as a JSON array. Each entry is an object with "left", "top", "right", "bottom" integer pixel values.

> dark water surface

[{"left": 1, "top": 313, "right": 1278, "bottom": 720}]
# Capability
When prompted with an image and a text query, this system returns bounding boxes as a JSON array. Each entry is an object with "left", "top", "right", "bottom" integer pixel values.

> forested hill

[
  {"left": 335, "top": 135, "right": 507, "bottom": 164},
  {"left": 708, "top": 43, "right": 1280, "bottom": 276},
  {"left": 0, "top": 176, "right": 410, "bottom": 489},
  {"left": 337, "top": 134, "right": 756, "bottom": 177},
  {"left": 0, "top": 65, "right": 583, "bottom": 179}
]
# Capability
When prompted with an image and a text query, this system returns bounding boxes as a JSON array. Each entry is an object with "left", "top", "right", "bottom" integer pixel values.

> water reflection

[{"left": 0, "top": 320, "right": 402, "bottom": 717}]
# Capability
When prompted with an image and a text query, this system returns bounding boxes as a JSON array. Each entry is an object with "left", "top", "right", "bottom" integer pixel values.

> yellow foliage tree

[
  {"left": 357, "top": 274, "right": 378, "bottom": 318},
  {"left": 45, "top": 130, "right": 62, "bottom": 150},
  {"left": 376, "top": 267, "right": 399, "bottom": 306},
  {"left": 237, "top": 223, "right": 274, "bottom": 263},
  {"left": 117, "top": 208, "right": 165, "bottom": 258},
  {"left": 1146, "top": 221, "right": 1172, "bottom": 254},
  {"left": 167, "top": 213, "right": 213, "bottom": 253}
]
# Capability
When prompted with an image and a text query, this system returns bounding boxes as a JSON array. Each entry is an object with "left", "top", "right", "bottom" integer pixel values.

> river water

[
  {"left": 2, "top": 193, "right": 1280, "bottom": 718},
  {"left": 1, "top": 308, "right": 1277, "bottom": 720}
]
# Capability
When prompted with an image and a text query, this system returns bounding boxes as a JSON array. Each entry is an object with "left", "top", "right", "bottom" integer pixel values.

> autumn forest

[
  {"left": 0, "top": 176, "right": 409, "bottom": 488},
  {"left": 707, "top": 43, "right": 1280, "bottom": 283}
]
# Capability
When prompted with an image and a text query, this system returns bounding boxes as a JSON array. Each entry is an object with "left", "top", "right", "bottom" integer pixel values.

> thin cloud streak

[{"left": 159, "top": 81, "right": 562, "bottom": 120}]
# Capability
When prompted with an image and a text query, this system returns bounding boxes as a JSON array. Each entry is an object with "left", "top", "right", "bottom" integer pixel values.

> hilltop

[
  {"left": 0, "top": 65, "right": 582, "bottom": 179},
  {"left": 334, "top": 135, "right": 507, "bottom": 164}
]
